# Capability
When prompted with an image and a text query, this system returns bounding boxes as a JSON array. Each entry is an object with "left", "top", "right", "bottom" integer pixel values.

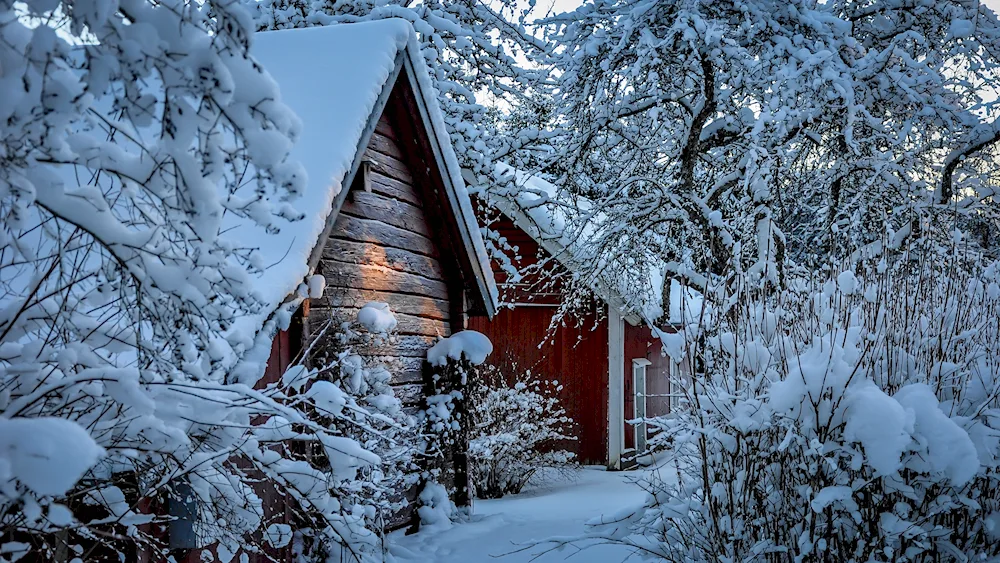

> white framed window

[
  {"left": 632, "top": 359, "right": 651, "bottom": 452},
  {"left": 667, "top": 361, "right": 684, "bottom": 412}
]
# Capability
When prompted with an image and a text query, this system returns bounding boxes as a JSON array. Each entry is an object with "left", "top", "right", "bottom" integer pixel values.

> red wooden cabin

[{"left": 468, "top": 186, "right": 690, "bottom": 470}]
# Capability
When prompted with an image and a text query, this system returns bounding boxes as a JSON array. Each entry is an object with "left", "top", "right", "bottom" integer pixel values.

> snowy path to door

[{"left": 390, "top": 467, "right": 652, "bottom": 563}]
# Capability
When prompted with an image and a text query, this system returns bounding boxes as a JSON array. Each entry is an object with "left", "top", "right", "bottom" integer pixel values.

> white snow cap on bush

[
  {"left": 894, "top": 384, "right": 980, "bottom": 487},
  {"left": 357, "top": 302, "right": 397, "bottom": 333},
  {"left": 837, "top": 270, "right": 860, "bottom": 295},
  {"left": 427, "top": 331, "right": 493, "bottom": 366},
  {"left": 0, "top": 417, "right": 104, "bottom": 496},
  {"left": 843, "top": 381, "right": 912, "bottom": 476}
]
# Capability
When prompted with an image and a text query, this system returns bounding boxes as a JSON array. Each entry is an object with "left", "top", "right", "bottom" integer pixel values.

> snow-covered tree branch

[{"left": 530, "top": 0, "right": 1000, "bottom": 306}]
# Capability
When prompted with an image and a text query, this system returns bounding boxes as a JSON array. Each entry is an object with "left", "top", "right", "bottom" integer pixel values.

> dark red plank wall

[{"left": 468, "top": 305, "right": 610, "bottom": 465}]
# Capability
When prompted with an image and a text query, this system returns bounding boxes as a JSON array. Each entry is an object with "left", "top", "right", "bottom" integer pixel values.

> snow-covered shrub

[
  {"left": 283, "top": 306, "right": 415, "bottom": 562},
  {"left": 467, "top": 363, "right": 576, "bottom": 499},
  {"left": 416, "top": 481, "right": 454, "bottom": 532},
  {"left": 587, "top": 259, "right": 1000, "bottom": 562}
]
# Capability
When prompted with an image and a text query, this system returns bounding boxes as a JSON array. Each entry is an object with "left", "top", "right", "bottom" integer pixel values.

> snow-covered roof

[
  {"left": 239, "top": 20, "right": 498, "bottom": 328},
  {"left": 478, "top": 164, "right": 664, "bottom": 326}
]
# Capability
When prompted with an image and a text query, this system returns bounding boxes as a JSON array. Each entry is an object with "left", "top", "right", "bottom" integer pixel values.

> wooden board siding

[
  {"left": 468, "top": 304, "right": 610, "bottom": 465},
  {"left": 307, "top": 74, "right": 479, "bottom": 527},
  {"left": 472, "top": 206, "right": 611, "bottom": 464},
  {"left": 260, "top": 326, "right": 297, "bottom": 387}
]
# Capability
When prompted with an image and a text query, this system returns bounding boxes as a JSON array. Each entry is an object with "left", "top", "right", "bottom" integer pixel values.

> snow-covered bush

[
  {"left": 467, "top": 363, "right": 576, "bottom": 499},
  {"left": 284, "top": 306, "right": 414, "bottom": 562},
  {"left": 415, "top": 481, "right": 454, "bottom": 532},
  {"left": 587, "top": 259, "right": 1000, "bottom": 562}
]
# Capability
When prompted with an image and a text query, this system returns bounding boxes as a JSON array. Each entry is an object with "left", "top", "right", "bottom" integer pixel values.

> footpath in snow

[{"left": 391, "top": 466, "right": 651, "bottom": 563}]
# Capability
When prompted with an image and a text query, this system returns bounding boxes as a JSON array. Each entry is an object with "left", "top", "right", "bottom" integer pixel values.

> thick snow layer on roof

[
  {"left": 238, "top": 20, "right": 412, "bottom": 317},
  {"left": 234, "top": 20, "right": 496, "bottom": 338}
]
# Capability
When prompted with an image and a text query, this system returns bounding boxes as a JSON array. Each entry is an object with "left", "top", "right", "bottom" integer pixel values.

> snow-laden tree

[
  {"left": 0, "top": 1, "right": 403, "bottom": 560},
  {"left": 552, "top": 254, "right": 1000, "bottom": 562},
  {"left": 535, "top": 0, "right": 1000, "bottom": 302}
]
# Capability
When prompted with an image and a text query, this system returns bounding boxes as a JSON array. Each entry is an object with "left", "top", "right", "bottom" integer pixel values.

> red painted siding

[
  {"left": 472, "top": 204, "right": 612, "bottom": 464},
  {"left": 484, "top": 212, "right": 565, "bottom": 305},
  {"left": 468, "top": 304, "right": 609, "bottom": 465},
  {"left": 261, "top": 329, "right": 293, "bottom": 386}
]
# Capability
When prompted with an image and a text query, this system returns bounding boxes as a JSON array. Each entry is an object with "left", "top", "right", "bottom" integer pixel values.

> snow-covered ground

[{"left": 391, "top": 466, "right": 651, "bottom": 563}]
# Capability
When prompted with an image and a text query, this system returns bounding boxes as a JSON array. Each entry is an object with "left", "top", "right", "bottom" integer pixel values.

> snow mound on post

[
  {"left": 427, "top": 331, "right": 493, "bottom": 366},
  {"left": 306, "top": 274, "right": 326, "bottom": 299},
  {"left": 358, "top": 302, "right": 397, "bottom": 334},
  {"left": 417, "top": 481, "right": 454, "bottom": 530},
  {"left": 0, "top": 417, "right": 104, "bottom": 496}
]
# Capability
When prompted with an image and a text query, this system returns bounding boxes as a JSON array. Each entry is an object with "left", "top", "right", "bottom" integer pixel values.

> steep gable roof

[{"left": 243, "top": 20, "right": 498, "bottom": 322}]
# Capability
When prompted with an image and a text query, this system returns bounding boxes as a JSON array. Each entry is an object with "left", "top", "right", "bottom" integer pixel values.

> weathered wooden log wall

[{"left": 312, "top": 110, "right": 453, "bottom": 407}]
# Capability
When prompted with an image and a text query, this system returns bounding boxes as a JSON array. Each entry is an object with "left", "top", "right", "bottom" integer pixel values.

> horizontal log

[
  {"left": 367, "top": 354, "right": 425, "bottom": 372},
  {"left": 368, "top": 130, "right": 406, "bottom": 160},
  {"left": 363, "top": 334, "right": 438, "bottom": 357},
  {"left": 389, "top": 369, "right": 424, "bottom": 385},
  {"left": 321, "top": 240, "right": 447, "bottom": 284},
  {"left": 320, "top": 261, "right": 450, "bottom": 301},
  {"left": 340, "top": 191, "right": 432, "bottom": 239},
  {"left": 357, "top": 355, "right": 426, "bottom": 385},
  {"left": 369, "top": 173, "right": 422, "bottom": 207},
  {"left": 314, "top": 306, "right": 450, "bottom": 338},
  {"left": 363, "top": 147, "right": 413, "bottom": 185},
  {"left": 393, "top": 383, "right": 424, "bottom": 406},
  {"left": 374, "top": 115, "right": 397, "bottom": 141},
  {"left": 330, "top": 214, "right": 438, "bottom": 257},
  {"left": 316, "top": 289, "right": 449, "bottom": 322}
]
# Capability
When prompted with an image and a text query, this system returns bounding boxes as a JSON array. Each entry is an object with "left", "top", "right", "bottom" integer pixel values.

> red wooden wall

[
  {"left": 468, "top": 305, "right": 609, "bottom": 465},
  {"left": 473, "top": 201, "right": 692, "bottom": 461},
  {"left": 469, "top": 207, "right": 613, "bottom": 465}
]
